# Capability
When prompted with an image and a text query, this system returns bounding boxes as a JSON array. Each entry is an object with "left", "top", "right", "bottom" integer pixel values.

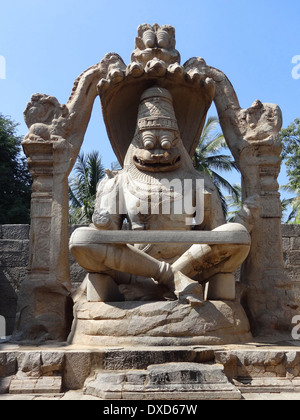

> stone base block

[
  {"left": 0, "top": 376, "right": 12, "bottom": 394},
  {"left": 1, "top": 345, "right": 300, "bottom": 398},
  {"left": 69, "top": 299, "right": 252, "bottom": 346},
  {"left": 9, "top": 376, "right": 62, "bottom": 394},
  {"left": 84, "top": 362, "right": 241, "bottom": 400},
  {"left": 234, "top": 377, "right": 300, "bottom": 393}
]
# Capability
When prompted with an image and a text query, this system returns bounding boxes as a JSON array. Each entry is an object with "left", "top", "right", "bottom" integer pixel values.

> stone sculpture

[
  {"left": 70, "top": 86, "right": 251, "bottom": 306},
  {"left": 15, "top": 23, "right": 293, "bottom": 345}
]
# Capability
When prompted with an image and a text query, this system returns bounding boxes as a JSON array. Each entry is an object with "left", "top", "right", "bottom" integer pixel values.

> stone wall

[
  {"left": 282, "top": 225, "right": 300, "bottom": 310},
  {"left": 0, "top": 225, "right": 30, "bottom": 335},
  {"left": 0, "top": 224, "right": 299, "bottom": 336},
  {"left": 0, "top": 225, "right": 86, "bottom": 335}
]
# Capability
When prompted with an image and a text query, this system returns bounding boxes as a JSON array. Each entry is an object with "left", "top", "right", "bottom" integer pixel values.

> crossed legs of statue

[{"left": 70, "top": 223, "right": 250, "bottom": 303}]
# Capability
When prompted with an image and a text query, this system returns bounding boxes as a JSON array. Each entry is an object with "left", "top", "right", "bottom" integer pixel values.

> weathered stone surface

[
  {"left": 1, "top": 225, "right": 30, "bottom": 240},
  {"left": 41, "top": 352, "right": 65, "bottom": 376},
  {"left": 215, "top": 350, "right": 300, "bottom": 380},
  {"left": 234, "top": 377, "right": 300, "bottom": 393},
  {"left": 69, "top": 299, "right": 252, "bottom": 346},
  {"left": 0, "top": 240, "right": 29, "bottom": 267},
  {"left": 17, "top": 352, "right": 42, "bottom": 378},
  {"left": 63, "top": 351, "right": 92, "bottom": 390},
  {"left": 0, "top": 376, "right": 12, "bottom": 394},
  {"left": 1, "top": 224, "right": 299, "bottom": 339},
  {"left": 0, "top": 345, "right": 299, "bottom": 398},
  {"left": 9, "top": 376, "right": 62, "bottom": 394},
  {"left": 282, "top": 224, "right": 300, "bottom": 314},
  {"left": 14, "top": 60, "right": 106, "bottom": 342},
  {"left": 83, "top": 363, "right": 241, "bottom": 400},
  {"left": 103, "top": 347, "right": 214, "bottom": 370},
  {"left": 4, "top": 20, "right": 292, "bottom": 345},
  {"left": 0, "top": 230, "right": 30, "bottom": 335},
  {"left": 146, "top": 362, "right": 228, "bottom": 387},
  {"left": 0, "top": 352, "right": 17, "bottom": 377}
]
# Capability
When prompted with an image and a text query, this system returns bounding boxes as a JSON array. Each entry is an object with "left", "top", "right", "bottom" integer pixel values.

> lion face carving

[
  {"left": 24, "top": 94, "right": 69, "bottom": 141},
  {"left": 129, "top": 86, "right": 183, "bottom": 173}
]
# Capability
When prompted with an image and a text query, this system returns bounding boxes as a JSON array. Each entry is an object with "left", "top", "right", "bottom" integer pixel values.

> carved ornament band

[{"left": 138, "top": 117, "right": 178, "bottom": 131}]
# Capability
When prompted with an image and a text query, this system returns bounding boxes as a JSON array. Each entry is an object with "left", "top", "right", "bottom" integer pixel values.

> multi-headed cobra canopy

[{"left": 97, "top": 23, "right": 215, "bottom": 166}]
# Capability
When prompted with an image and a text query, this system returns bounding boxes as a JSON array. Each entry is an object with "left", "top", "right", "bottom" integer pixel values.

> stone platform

[
  {"left": 1, "top": 337, "right": 300, "bottom": 400},
  {"left": 69, "top": 299, "right": 252, "bottom": 346}
]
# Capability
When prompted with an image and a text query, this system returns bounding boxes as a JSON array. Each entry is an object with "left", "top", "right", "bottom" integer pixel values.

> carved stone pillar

[
  {"left": 205, "top": 63, "right": 295, "bottom": 335},
  {"left": 239, "top": 141, "right": 292, "bottom": 334},
  {"left": 12, "top": 64, "right": 103, "bottom": 342},
  {"left": 13, "top": 140, "right": 72, "bottom": 341}
]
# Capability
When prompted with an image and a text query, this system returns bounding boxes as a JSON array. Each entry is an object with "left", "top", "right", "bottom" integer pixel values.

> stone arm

[
  {"left": 185, "top": 58, "right": 282, "bottom": 233},
  {"left": 61, "top": 53, "right": 127, "bottom": 164},
  {"left": 66, "top": 64, "right": 105, "bottom": 158},
  {"left": 184, "top": 57, "right": 282, "bottom": 165},
  {"left": 233, "top": 195, "right": 260, "bottom": 233}
]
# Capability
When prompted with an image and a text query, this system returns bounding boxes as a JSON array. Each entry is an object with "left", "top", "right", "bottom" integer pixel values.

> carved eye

[
  {"left": 142, "top": 131, "right": 155, "bottom": 149},
  {"left": 160, "top": 133, "right": 174, "bottom": 149},
  {"left": 161, "top": 139, "right": 171, "bottom": 149}
]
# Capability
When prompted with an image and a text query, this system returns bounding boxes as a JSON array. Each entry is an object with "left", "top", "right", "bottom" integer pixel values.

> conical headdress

[{"left": 137, "top": 87, "right": 179, "bottom": 133}]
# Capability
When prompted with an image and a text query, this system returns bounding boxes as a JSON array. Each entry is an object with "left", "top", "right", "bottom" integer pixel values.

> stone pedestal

[
  {"left": 1, "top": 343, "right": 300, "bottom": 399},
  {"left": 68, "top": 298, "right": 252, "bottom": 347},
  {"left": 84, "top": 362, "right": 241, "bottom": 400}
]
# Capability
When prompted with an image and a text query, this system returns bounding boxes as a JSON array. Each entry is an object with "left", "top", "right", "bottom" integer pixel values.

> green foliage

[
  {"left": 280, "top": 185, "right": 300, "bottom": 224},
  {"left": 225, "top": 183, "right": 242, "bottom": 222},
  {"left": 0, "top": 114, "right": 32, "bottom": 224},
  {"left": 193, "top": 116, "right": 240, "bottom": 217},
  {"left": 280, "top": 118, "right": 300, "bottom": 190},
  {"left": 280, "top": 119, "right": 300, "bottom": 223},
  {"left": 69, "top": 151, "right": 105, "bottom": 224}
]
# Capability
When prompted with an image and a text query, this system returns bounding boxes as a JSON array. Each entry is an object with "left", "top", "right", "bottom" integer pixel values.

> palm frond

[
  {"left": 201, "top": 134, "right": 227, "bottom": 155},
  {"left": 68, "top": 151, "right": 106, "bottom": 224},
  {"left": 199, "top": 116, "right": 220, "bottom": 143},
  {"left": 210, "top": 170, "right": 240, "bottom": 201},
  {"left": 193, "top": 116, "right": 240, "bottom": 219},
  {"left": 68, "top": 185, "right": 81, "bottom": 208},
  {"left": 204, "top": 155, "right": 239, "bottom": 173}
]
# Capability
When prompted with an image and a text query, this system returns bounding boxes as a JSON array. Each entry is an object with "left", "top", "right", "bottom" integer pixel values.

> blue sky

[{"left": 0, "top": 0, "right": 299, "bottom": 196}]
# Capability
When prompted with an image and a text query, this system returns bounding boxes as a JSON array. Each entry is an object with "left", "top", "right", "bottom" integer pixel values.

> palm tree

[
  {"left": 69, "top": 151, "right": 105, "bottom": 224},
  {"left": 281, "top": 185, "right": 300, "bottom": 224},
  {"left": 193, "top": 116, "right": 240, "bottom": 216},
  {"left": 225, "top": 183, "right": 242, "bottom": 222}
]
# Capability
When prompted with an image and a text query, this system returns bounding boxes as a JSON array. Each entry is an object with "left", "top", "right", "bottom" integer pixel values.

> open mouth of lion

[{"left": 133, "top": 155, "right": 181, "bottom": 172}]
